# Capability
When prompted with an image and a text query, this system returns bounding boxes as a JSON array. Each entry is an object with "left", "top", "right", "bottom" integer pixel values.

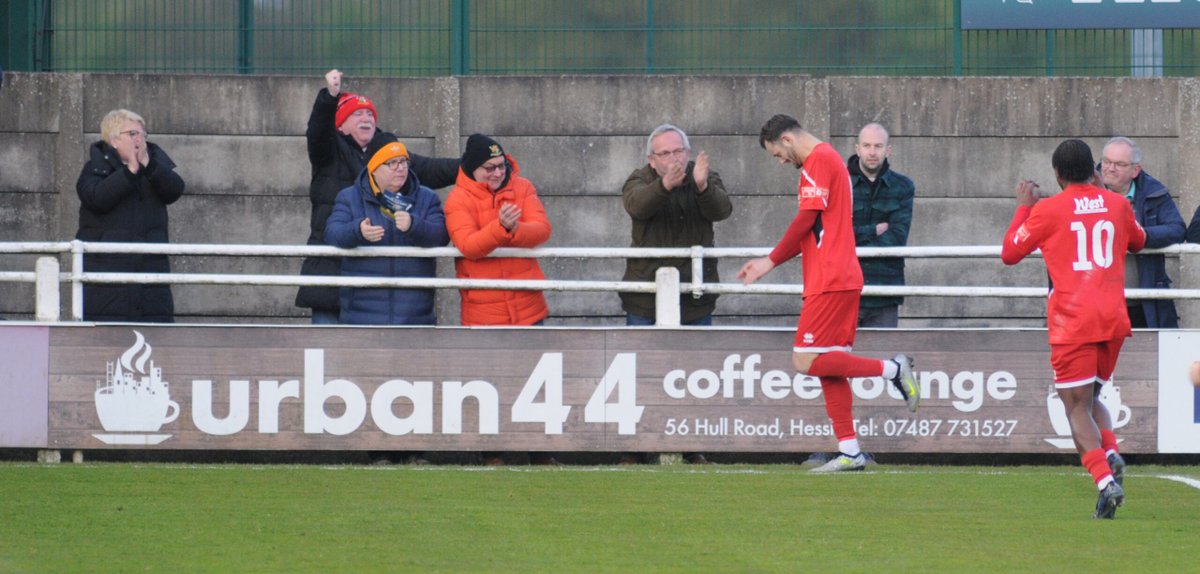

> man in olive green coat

[{"left": 620, "top": 124, "right": 733, "bottom": 326}]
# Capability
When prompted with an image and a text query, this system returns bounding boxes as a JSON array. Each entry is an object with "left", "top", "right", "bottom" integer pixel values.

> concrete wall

[{"left": 1, "top": 73, "right": 1197, "bottom": 327}]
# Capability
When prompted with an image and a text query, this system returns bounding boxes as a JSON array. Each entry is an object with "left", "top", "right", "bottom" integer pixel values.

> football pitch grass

[{"left": 2, "top": 462, "right": 1198, "bottom": 573}]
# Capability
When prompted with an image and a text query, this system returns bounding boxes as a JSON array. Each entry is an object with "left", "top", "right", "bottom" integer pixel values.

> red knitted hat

[{"left": 335, "top": 93, "right": 377, "bottom": 128}]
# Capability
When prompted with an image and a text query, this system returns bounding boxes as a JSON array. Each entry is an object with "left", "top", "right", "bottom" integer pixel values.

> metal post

[
  {"left": 237, "top": 0, "right": 254, "bottom": 75},
  {"left": 35, "top": 256, "right": 60, "bottom": 321},
  {"left": 451, "top": 0, "right": 469, "bottom": 75},
  {"left": 654, "top": 267, "right": 681, "bottom": 327},
  {"left": 1131, "top": 29, "right": 1163, "bottom": 78},
  {"left": 71, "top": 240, "right": 84, "bottom": 321},
  {"left": 644, "top": 0, "right": 655, "bottom": 73},
  {"left": 951, "top": 0, "right": 962, "bottom": 76},
  {"left": 690, "top": 245, "right": 704, "bottom": 299}
]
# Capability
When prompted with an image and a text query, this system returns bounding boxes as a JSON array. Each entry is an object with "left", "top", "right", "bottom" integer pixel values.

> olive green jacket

[{"left": 619, "top": 162, "right": 732, "bottom": 322}]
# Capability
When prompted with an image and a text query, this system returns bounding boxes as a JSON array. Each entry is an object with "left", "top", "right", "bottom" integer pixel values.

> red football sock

[
  {"left": 809, "top": 352, "right": 885, "bottom": 378},
  {"left": 1082, "top": 448, "right": 1113, "bottom": 486},
  {"left": 820, "top": 377, "right": 856, "bottom": 441},
  {"left": 1100, "top": 429, "right": 1119, "bottom": 454}
]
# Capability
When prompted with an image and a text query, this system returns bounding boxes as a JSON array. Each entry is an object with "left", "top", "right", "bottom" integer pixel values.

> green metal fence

[{"left": 2, "top": 0, "right": 1197, "bottom": 76}]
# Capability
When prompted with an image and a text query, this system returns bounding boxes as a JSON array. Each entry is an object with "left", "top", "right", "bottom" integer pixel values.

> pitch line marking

[{"left": 1157, "top": 475, "right": 1200, "bottom": 490}]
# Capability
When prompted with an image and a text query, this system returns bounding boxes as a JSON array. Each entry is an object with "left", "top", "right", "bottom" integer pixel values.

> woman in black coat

[{"left": 75, "top": 109, "right": 185, "bottom": 322}]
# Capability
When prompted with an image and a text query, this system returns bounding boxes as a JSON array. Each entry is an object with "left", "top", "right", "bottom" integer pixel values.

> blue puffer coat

[{"left": 324, "top": 168, "right": 449, "bottom": 325}]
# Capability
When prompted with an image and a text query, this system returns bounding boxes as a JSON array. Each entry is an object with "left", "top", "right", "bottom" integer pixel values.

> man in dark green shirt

[{"left": 848, "top": 123, "right": 915, "bottom": 328}]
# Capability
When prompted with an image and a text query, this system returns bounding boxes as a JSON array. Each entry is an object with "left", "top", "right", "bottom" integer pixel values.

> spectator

[
  {"left": 620, "top": 124, "right": 732, "bottom": 326},
  {"left": 848, "top": 123, "right": 914, "bottom": 328},
  {"left": 296, "top": 69, "right": 459, "bottom": 324},
  {"left": 325, "top": 135, "right": 447, "bottom": 466},
  {"left": 445, "top": 134, "right": 551, "bottom": 327},
  {"left": 75, "top": 109, "right": 184, "bottom": 322},
  {"left": 445, "top": 133, "right": 556, "bottom": 466},
  {"left": 618, "top": 123, "right": 732, "bottom": 465},
  {"left": 1099, "top": 136, "right": 1185, "bottom": 328},
  {"left": 324, "top": 135, "right": 449, "bottom": 325}
]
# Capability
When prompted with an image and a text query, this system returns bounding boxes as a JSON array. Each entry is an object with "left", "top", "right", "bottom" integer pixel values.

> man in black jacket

[{"left": 295, "top": 69, "right": 459, "bottom": 324}]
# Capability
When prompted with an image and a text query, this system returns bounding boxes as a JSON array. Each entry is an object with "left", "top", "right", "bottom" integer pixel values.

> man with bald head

[{"left": 848, "top": 123, "right": 915, "bottom": 328}]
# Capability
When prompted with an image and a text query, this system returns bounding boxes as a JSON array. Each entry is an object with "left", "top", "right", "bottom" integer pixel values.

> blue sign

[{"left": 962, "top": 0, "right": 1200, "bottom": 30}]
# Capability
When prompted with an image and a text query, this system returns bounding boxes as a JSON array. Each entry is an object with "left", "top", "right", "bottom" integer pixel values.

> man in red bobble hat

[{"left": 296, "top": 69, "right": 460, "bottom": 326}]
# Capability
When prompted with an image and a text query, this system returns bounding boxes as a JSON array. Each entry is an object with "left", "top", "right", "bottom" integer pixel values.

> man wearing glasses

[
  {"left": 617, "top": 124, "right": 732, "bottom": 466},
  {"left": 619, "top": 124, "right": 733, "bottom": 329},
  {"left": 1099, "top": 136, "right": 1186, "bottom": 328}
]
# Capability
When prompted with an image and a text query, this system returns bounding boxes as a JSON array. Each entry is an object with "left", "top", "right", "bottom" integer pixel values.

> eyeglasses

[
  {"left": 1100, "top": 159, "right": 1135, "bottom": 169},
  {"left": 120, "top": 129, "right": 146, "bottom": 139},
  {"left": 651, "top": 148, "right": 688, "bottom": 159},
  {"left": 382, "top": 158, "right": 409, "bottom": 170},
  {"left": 478, "top": 162, "right": 507, "bottom": 175}
]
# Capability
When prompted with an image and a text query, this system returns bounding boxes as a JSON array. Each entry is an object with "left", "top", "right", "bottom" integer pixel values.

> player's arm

[
  {"left": 768, "top": 208, "right": 818, "bottom": 266},
  {"left": 739, "top": 208, "right": 817, "bottom": 285},
  {"left": 1000, "top": 180, "right": 1042, "bottom": 265}
]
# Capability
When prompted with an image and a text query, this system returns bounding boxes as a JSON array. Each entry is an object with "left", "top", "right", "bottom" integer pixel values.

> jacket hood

[
  {"left": 847, "top": 154, "right": 891, "bottom": 181},
  {"left": 1134, "top": 169, "right": 1170, "bottom": 199}
]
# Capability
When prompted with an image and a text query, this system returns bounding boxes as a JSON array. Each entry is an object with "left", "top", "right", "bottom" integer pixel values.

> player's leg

[
  {"left": 1051, "top": 342, "right": 1123, "bottom": 518},
  {"left": 809, "top": 375, "right": 866, "bottom": 472},
  {"left": 792, "top": 291, "right": 920, "bottom": 411},
  {"left": 1094, "top": 336, "right": 1126, "bottom": 486}
]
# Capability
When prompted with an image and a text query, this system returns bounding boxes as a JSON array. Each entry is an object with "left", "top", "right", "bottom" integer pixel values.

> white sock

[
  {"left": 838, "top": 438, "right": 861, "bottom": 457},
  {"left": 881, "top": 360, "right": 898, "bottom": 379},
  {"left": 1105, "top": 448, "right": 1119, "bottom": 458},
  {"left": 1097, "top": 476, "right": 1114, "bottom": 490}
]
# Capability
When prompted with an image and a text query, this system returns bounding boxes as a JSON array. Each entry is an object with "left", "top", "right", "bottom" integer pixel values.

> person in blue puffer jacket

[{"left": 325, "top": 135, "right": 449, "bottom": 325}]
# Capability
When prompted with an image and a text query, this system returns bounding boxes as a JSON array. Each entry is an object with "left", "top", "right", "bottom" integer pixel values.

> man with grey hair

[
  {"left": 620, "top": 124, "right": 733, "bottom": 327},
  {"left": 1099, "top": 136, "right": 1186, "bottom": 328},
  {"left": 618, "top": 123, "right": 732, "bottom": 465}
]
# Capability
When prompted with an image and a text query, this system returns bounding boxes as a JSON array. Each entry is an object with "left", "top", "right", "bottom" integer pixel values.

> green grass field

[{"left": 2, "top": 462, "right": 1198, "bottom": 573}]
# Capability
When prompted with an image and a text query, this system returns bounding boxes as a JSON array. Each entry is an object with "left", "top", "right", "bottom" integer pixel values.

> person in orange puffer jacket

[{"left": 445, "top": 133, "right": 552, "bottom": 326}]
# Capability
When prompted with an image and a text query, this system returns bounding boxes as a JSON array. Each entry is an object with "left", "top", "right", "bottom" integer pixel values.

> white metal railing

[{"left": 2, "top": 240, "right": 1200, "bottom": 324}]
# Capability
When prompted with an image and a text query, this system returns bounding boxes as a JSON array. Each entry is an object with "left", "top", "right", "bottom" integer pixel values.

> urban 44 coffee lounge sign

[{"left": 0, "top": 325, "right": 1166, "bottom": 453}]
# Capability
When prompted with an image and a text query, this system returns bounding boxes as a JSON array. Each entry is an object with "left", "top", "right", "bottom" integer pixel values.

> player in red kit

[
  {"left": 1001, "top": 139, "right": 1146, "bottom": 519},
  {"left": 739, "top": 114, "right": 920, "bottom": 473}
]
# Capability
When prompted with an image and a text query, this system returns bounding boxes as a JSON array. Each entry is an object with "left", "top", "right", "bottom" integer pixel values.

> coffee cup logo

[
  {"left": 1045, "top": 383, "right": 1131, "bottom": 449},
  {"left": 92, "top": 331, "right": 178, "bottom": 445}
]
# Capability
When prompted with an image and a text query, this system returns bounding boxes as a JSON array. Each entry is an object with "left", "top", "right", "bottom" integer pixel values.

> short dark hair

[
  {"left": 759, "top": 114, "right": 802, "bottom": 149},
  {"left": 1052, "top": 139, "right": 1096, "bottom": 185}
]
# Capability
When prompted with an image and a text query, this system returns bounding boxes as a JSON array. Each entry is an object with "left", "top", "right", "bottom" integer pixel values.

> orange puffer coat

[{"left": 445, "top": 156, "right": 552, "bottom": 325}]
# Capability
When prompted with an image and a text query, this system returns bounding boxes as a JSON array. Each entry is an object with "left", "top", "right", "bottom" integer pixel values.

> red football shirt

[
  {"left": 1001, "top": 183, "right": 1147, "bottom": 344},
  {"left": 769, "top": 142, "right": 863, "bottom": 297}
]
